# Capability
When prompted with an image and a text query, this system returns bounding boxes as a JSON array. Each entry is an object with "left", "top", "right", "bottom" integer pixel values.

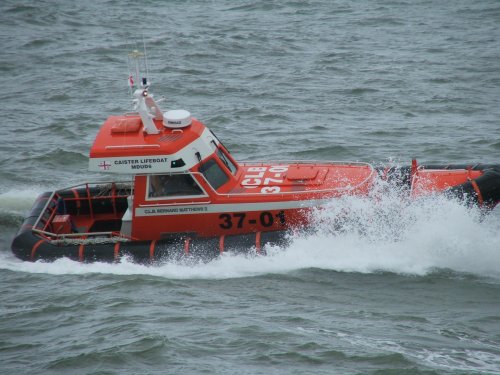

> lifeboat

[{"left": 11, "top": 52, "right": 500, "bottom": 263}]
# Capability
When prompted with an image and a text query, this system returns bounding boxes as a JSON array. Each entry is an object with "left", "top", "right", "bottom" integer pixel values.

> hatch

[
  {"left": 110, "top": 117, "right": 142, "bottom": 134},
  {"left": 286, "top": 166, "right": 319, "bottom": 181}
]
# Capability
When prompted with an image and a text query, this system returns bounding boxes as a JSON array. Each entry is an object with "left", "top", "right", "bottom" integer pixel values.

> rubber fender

[
  {"left": 445, "top": 169, "right": 500, "bottom": 208},
  {"left": 474, "top": 169, "right": 500, "bottom": 208},
  {"left": 11, "top": 231, "right": 39, "bottom": 261},
  {"left": 11, "top": 229, "right": 292, "bottom": 263}
]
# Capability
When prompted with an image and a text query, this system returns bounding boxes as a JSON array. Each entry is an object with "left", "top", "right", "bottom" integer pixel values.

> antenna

[
  {"left": 143, "top": 35, "right": 149, "bottom": 85},
  {"left": 126, "top": 38, "right": 153, "bottom": 94},
  {"left": 129, "top": 50, "right": 143, "bottom": 85},
  {"left": 125, "top": 40, "right": 133, "bottom": 96},
  {"left": 125, "top": 40, "right": 164, "bottom": 135}
]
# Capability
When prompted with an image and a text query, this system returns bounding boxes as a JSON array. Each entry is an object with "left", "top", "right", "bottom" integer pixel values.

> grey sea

[{"left": 1, "top": 1, "right": 500, "bottom": 374}]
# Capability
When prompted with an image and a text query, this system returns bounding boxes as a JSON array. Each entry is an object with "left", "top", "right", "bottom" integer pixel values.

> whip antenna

[{"left": 143, "top": 36, "right": 149, "bottom": 86}]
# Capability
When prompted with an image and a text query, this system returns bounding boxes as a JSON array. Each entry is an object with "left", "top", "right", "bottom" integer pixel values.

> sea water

[{"left": 1, "top": 1, "right": 499, "bottom": 374}]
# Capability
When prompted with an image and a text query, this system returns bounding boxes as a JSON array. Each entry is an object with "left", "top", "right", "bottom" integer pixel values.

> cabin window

[
  {"left": 148, "top": 173, "right": 204, "bottom": 199},
  {"left": 210, "top": 140, "right": 237, "bottom": 175},
  {"left": 216, "top": 148, "right": 237, "bottom": 175},
  {"left": 201, "top": 158, "right": 229, "bottom": 190}
]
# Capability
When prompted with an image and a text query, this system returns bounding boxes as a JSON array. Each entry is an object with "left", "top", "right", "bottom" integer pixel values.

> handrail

[
  {"left": 53, "top": 180, "right": 133, "bottom": 192},
  {"left": 141, "top": 161, "right": 375, "bottom": 199},
  {"left": 105, "top": 144, "right": 160, "bottom": 149},
  {"left": 30, "top": 180, "right": 134, "bottom": 240},
  {"left": 32, "top": 228, "right": 116, "bottom": 238},
  {"left": 86, "top": 183, "right": 94, "bottom": 219},
  {"left": 32, "top": 227, "right": 131, "bottom": 244},
  {"left": 239, "top": 160, "right": 372, "bottom": 167},
  {"left": 41, "top": 195, "right": 61, "bottom": 232},
  {"left": 189, "top": 161, "right": 376, "bottom": 198},
  {"left": 29, "top": 161, "right": 375, "bottom": 241},
  {"left": 32, "top": 191, "right": 58, "bottom": 231}
]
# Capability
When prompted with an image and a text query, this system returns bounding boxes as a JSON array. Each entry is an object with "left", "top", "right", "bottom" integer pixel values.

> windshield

[
  {"left": 201, "top": 158, "right": 230, "bottom": 190},
  {"left": 215, "top": 148, "right": 237, "bottom": 175}
]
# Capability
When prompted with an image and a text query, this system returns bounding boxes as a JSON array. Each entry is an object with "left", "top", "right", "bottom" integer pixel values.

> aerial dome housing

[{"left": 163, "top": 109, "right": 192, "bottom": 128}]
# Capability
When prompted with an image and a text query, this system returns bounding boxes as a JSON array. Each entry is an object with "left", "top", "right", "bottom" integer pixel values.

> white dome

[{"left": 163, "top": 109, "right": 192, "bottom": 128}]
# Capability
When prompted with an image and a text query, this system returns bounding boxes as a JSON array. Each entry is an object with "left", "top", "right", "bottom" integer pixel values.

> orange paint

[
  {"left": 78, "top": 244, "right": 85, "bottom": 262},
  {"left": 470, "top": 180, "right": 484, "bottom": 206},
  {"left": 219, "top": 235, "right": 225, "bottom": 253},
  {"left": 114, "top": 242, "right": 120, "bottom": 260},
  {"left": 149, "top": 240, "right": 157, "bottom": 260},
  {"left": 30, "top": 239, "right": 45, "bottom": 261},
  {"left": 255, "top": 232, "right": 261, "bottom": 254}
]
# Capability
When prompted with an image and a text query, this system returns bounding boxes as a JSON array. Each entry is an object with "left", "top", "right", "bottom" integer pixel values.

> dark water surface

[{"left": 1, "top": 1, "right": 499, "bottom": 374}]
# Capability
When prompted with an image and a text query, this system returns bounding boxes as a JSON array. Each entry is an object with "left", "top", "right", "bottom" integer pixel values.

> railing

[
  {"left": 198, "top": 160, "right": 376, "bottom": 198},
  {"left": 29, "top": 161, "right": 375, "bottom": 242},
  {"left": 136, "top": 160, "right": 375, "bottom": 207},
  {"left": 31, "top": 180, "right": 133, "bottom": 243}
]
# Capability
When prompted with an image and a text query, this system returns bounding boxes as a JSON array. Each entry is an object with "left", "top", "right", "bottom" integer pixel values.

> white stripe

[
  {"left": 135, "top": 199, "right": 330, "bottom": 216},
  {"left": 89, "top": 128, "right": 216, "bottom": 174}
]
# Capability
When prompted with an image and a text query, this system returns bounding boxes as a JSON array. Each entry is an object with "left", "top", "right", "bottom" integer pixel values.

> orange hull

[
  {"left": 10, "top": 57, "right": 500, "bottom": 262},
  {"left": 11, "top": 163, "right": 500, "bottom": 263}
]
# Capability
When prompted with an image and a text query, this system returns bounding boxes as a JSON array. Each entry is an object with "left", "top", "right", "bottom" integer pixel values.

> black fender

[
  {"left": 445, "top": 168, "right": 500, "bottom": 209},
  {"left": 11, "top": 229, "right": 289, "bottom": 263},
  {"left": 378, "top": 164, "right": 500, "bottom": 208}
]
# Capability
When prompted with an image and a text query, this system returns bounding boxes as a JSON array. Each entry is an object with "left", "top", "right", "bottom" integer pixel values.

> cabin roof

[
  {"left": 89, "top": 115, "right": 205, "bottom": 158},
  {"left": 88, "top": 115, "right": 216, "bottom": 174}
]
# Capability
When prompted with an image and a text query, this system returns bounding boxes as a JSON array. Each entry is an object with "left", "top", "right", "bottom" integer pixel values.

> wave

[
  {"left": 1, "top": 184, "right": 499, "bottom": 280},
  {"left": 0, "top": 188, "right": 41, "bottom": 215}
]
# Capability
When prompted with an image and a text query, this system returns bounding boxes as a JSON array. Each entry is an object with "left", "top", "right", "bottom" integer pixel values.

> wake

[{"left": 1, "top": 185, "right": 499, "bottom": 279}]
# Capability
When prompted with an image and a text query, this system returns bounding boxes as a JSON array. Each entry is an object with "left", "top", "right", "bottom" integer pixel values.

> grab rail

[
  {"left": 191, "top": 160, "right": 376, "bottom": 198},
  {"left": 31, "top": 180, "right": 133, "bottom": 242}
]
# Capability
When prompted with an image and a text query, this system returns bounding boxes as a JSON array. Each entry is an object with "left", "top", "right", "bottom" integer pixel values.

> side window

[
  {"left": 202, "top": 159, "right": 229, "bottom": 190},
  {"left": 148, "top": 174, "right": 204, "bottom": 199}
]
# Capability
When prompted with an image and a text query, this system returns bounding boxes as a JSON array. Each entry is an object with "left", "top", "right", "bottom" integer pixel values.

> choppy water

[{"left": 1, "top": 1, "right": 500, "bottom": 374}]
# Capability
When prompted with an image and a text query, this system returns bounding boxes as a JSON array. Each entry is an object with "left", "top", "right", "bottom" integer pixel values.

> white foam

[
  {"left": 328, "top": 329, "right": 500, "bottom": 373},
  {"left": 0, "top": 187, "right": 47, "bottom": 213},
  {"left": 1, "top": 187, "right": 499, "bottom": 279}
]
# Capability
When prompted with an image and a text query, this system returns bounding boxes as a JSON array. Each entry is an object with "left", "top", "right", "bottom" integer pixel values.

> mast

[{"left": 127, "top": 49, "right": 163, "bottom": 135}]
